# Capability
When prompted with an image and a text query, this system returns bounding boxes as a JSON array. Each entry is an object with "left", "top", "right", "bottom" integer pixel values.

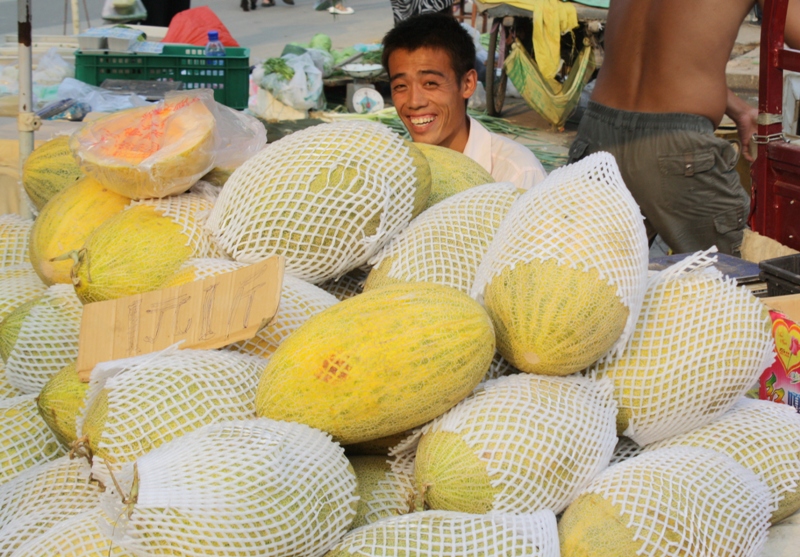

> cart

[
  {"left": 751, "top": 0, "right": 800, "bottom": 251},
  {"left": 474, "top": 0, "right": 607, "bottom": 116}
]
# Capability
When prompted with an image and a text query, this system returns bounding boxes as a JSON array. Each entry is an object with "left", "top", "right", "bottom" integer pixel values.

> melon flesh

[{"left": 70, "top": 94, "right": 216, "bottom": 199}]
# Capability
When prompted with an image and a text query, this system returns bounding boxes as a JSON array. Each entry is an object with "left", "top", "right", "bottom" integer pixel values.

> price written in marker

[{"left": 76, "top": 257, "right": 284, "bottom": 381}]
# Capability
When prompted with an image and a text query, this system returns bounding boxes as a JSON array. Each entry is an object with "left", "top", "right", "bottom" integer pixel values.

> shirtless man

[
  {"left": 569, "top": 0, "right": 800, "bottom": 255},
  {"left": 382, "top": 13, "right": 547, "bottom": 190}
]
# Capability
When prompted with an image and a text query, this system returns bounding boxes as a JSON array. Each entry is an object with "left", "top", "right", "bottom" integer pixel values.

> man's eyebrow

[{"left": 389, "top": 69, "right": 447, "bottom": 82}]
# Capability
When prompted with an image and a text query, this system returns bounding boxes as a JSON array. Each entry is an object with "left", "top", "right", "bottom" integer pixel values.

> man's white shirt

[{"left": 461, "top": 116, "right": 547, "bottom": 190}]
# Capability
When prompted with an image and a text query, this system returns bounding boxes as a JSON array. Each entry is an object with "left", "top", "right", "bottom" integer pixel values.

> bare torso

[{"left": 591, "top": 0, "right": 756, "bottom": 126}]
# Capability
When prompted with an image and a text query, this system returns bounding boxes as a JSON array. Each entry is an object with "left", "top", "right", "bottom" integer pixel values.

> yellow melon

[
  {"left": 71, "top": 205, "right": 195, "bottom": 304},
  {"left": 255, "top": 282, "right": 495, "bottom": 445},
  {"left": 36, "top": 363, "right": 88, "bottom": 447},
  {"left": 22, "top": 135, "right": 83, "bottom": 210},
  {"left": 415, "top": 142, "right": 495, "bottom": 208},
  {"left": 484, "top": 259, "right": 629, "bottom": 375},
  {"left": 29, "top": 177, "right": 129, "bottom": 285}
]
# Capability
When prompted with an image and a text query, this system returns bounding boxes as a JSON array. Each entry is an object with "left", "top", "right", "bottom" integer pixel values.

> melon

[
  {"left": 0, "top": 395, "right": 65, "bottom": 485},
  {"left": 71, "top": 193, "right": 218, "bottom": 303},
  {"left": 255, "top": 282, "right": 495, "bottom": 445},
  {"left": 0, "top": 285, "right": 83, "bottom": 396},
  {"left": 591, "top": 252, "right": 774, "bottom": 445},
  {"left": 207, "top": 121, "right": 432, "bottom": 283},
  {"left": 10, "top": 508, "right": 134, "bottom": 557},
  {"left": 324, "top": 510, "right": 560, "bottom": 557},
  {"left": 411, "top": 374, "right": 617, "bottom": 515},
  {"left": 78, "top": 349, "right": 267, "bottom": 473},
  {"left": 0, "top": 298, "right": 39, "bottom": 364},
  {"left": 70, "top": 93, "right": 216, "bottom": 199},
  {"left": 559, "top": 447, "right": 772, "bottom": 557},
  {"left": 0, "top": 215, "right": 33, "bottom": 268},
  {"left": 29, "top": 176, "right": 129, "bottom": 285},
  {"left": 364, "top": 183, "right": 518, "bottom": 294},
  {"left": 36, "top": 363, "right": 88, "bottom": 447},
  {"left": 349, "top": 455, "right": 414, "bottom": 529},
  {"left": 0, "top": 456, "right": 102, "bottom": 555},
  {"left": 415, "top": 142, "right": 495, "bottom": 208},
  {"left": 471, "top": 153, "right": 649, "bottom": 376},
  {"left": 645, "top": 398, "right": 800, "bottom": 523},
  {"left": 21, "top": 135, "right": 83, "bottom": 210},
  {"left": 484, "top": 260, "right": 629, "bottom": 375},
  {"left": 99, "top": 419, "right": 358, "bottom": 557},
  {"left": 0, "top": 266, "right": 47, "bottom": 322}
]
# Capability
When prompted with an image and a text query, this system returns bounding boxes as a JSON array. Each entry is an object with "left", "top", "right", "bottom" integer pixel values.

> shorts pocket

[
  {"left": 714, "top": 205, "right": 746, "bottom": 235},
  {"left": 658, "top": 149, "right": 716, "bottom": 177},
  {"left": 568, "top": 138, "right": 590, "bottom": 163}
]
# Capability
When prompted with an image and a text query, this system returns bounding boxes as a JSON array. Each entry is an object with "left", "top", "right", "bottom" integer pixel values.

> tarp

[
  {"left": 479, "top": 0, "right": 578, "bottom": 80},
  {"left": 161, "top": 6, "right": 240, "bottom": 47},
  {"left": 504, "top": 38, "right": 595, "bottom": 129}
]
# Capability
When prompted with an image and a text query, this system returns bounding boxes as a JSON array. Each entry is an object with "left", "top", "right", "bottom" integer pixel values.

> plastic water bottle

[{"left": 204, "top": 30, "right": 225, "bottom": 66}]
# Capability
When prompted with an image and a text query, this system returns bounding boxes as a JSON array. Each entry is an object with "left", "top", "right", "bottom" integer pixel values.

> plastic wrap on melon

[{"left": 70, "top": 90, "right": 266, "bottom": 200}]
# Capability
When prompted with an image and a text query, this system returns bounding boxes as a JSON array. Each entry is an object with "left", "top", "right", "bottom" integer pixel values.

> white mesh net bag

[
  {"left": 4, "top": 284, "right": 82, "bottom": 395},
  {"left": 0, "top": 395, "right": 65, "bottom": 485},
  {"left": 590, "top": 249, "right": 775, "bottom": 445},
  {"left": 608, "top": 437, "right": 644, "bottom": 466},
  {"left": 645, "top": 397, "right": 800, "bottom": 523},
  {"left": 319, "top": 266, "right": 370, "bottom": 301},
  {"left": 394, "top": 374, "right": 618, "bottom": 515},
  {"left": 230, "top": 273, "right": 339, "bottom": 358},
  {"left": 483, "top": 351, "right": 521, "bottom": 383},
  {"left": 559, "top": 446, "right": 773, "bottom": 557},
  {"left": 364, "top": 183, "right": 519, "bottom": 294},
  {"left": 0, "top": 265, "right": 47, "bottom": 321},
  {"left": 189, "top": 179, "right": 222, "bottom": 203},
  {"left": 206, "top": 120, "right": 431, "bottom": 283},
  {"left": 326, "top": 509, "right": 560, "bottom": 557},
  {"left": 0, "top": 215, "right": 32, "bottom": 268},
  {"left": 77, "top": 348, "right": 268, "bottom": 486},
  {"left": 133, "top": 191, "right": 224, "bottom": 258},
  {"left": 0, "top": 361, "right": 21, "bottom": 399},
  {"left": 0, "top": 455, "right": 101, "bottom": 554},
  {"left": 99, "top": 418, "right": 358, "bottom": 557},
  {"left": 163, "top": 257, "right": 246, "bottom": 287},
  {"left": 349, "top": 455, "right": 415, "bottom": 530},
  {"left": 470, "top": 152, "right": 649, "bottom": 376},
  {"left": 10, "top": 507, "right": 135, "bottom": 557}
]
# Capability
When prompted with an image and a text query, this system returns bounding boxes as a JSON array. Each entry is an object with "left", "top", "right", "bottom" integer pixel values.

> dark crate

[
  {"left": 75, "top": 45, "right": 250, "bottom": 110},
  {"left": 759, "top": 254, "right": 800, "bottom": 296}
]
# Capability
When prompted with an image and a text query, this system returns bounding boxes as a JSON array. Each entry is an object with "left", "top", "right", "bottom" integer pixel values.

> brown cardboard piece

[
  {"left": 76, "top": 256, "right": 284, "bottom": 381},
  {"left": 762, "top": 293, "right": 800, "bottom": 321}
]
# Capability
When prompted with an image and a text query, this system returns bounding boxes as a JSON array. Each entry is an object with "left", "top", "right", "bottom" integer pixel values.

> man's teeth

[{"left": 410, "top": 116, "right": 435, "bottom": 125}]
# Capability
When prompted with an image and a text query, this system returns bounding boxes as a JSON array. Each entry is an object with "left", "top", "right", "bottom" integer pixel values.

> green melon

[{"left": 22, "top": 135, "right": 83, "bottom": 210}]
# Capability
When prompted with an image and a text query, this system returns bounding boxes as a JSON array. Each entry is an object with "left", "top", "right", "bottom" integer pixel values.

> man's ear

[{"left": 461, "top": 68, "right": 478, "bottom": 100}]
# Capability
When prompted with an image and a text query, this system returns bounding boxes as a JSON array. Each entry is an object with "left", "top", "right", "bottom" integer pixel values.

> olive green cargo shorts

[{"left": 568, "top": 101, "right": 751, "bottom": 256}]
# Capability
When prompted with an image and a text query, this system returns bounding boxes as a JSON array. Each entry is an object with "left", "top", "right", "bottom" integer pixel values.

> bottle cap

[{"left": 208, "top": 30, "right": 219, "bottom": 41}]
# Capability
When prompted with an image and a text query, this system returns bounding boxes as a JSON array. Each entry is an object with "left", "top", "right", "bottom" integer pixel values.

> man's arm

[
  {"left": 726, "top": 88, "right": 758, "bottom": 163},
  {"left": 758, "top": 0, "right": 800, "bottom": 48}
]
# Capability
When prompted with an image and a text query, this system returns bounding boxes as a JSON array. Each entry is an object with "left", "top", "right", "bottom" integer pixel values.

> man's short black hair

[{"left": 381, "top": 13, "right": 476, "bottom": 81}]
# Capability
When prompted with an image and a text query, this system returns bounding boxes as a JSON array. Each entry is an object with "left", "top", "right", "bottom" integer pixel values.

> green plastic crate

[{"left": 75, "top": 44, "right": 251, "bottom": 110}]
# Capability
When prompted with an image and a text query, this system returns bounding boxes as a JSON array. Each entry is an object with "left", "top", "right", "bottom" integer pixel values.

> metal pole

[
  {"left": 17, "top": 0, "right": 37, "bottom": 219},
  {"left": 71, "top": 0, "right": 80, "bottom": 35}
]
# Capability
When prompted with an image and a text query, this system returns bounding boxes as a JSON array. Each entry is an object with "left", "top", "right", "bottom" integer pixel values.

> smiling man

[{"left": 381, "top": 13, "right": 547, "bottom": 190}]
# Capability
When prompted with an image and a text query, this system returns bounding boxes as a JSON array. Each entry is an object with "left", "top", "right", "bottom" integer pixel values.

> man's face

[{"left": 388, "top": 47, "right": 477, "bottom": 152}]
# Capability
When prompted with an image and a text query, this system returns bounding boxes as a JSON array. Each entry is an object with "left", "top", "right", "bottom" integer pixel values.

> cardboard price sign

[{"left": 76, "top": 257, "right": 284, "bottom": 381}]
